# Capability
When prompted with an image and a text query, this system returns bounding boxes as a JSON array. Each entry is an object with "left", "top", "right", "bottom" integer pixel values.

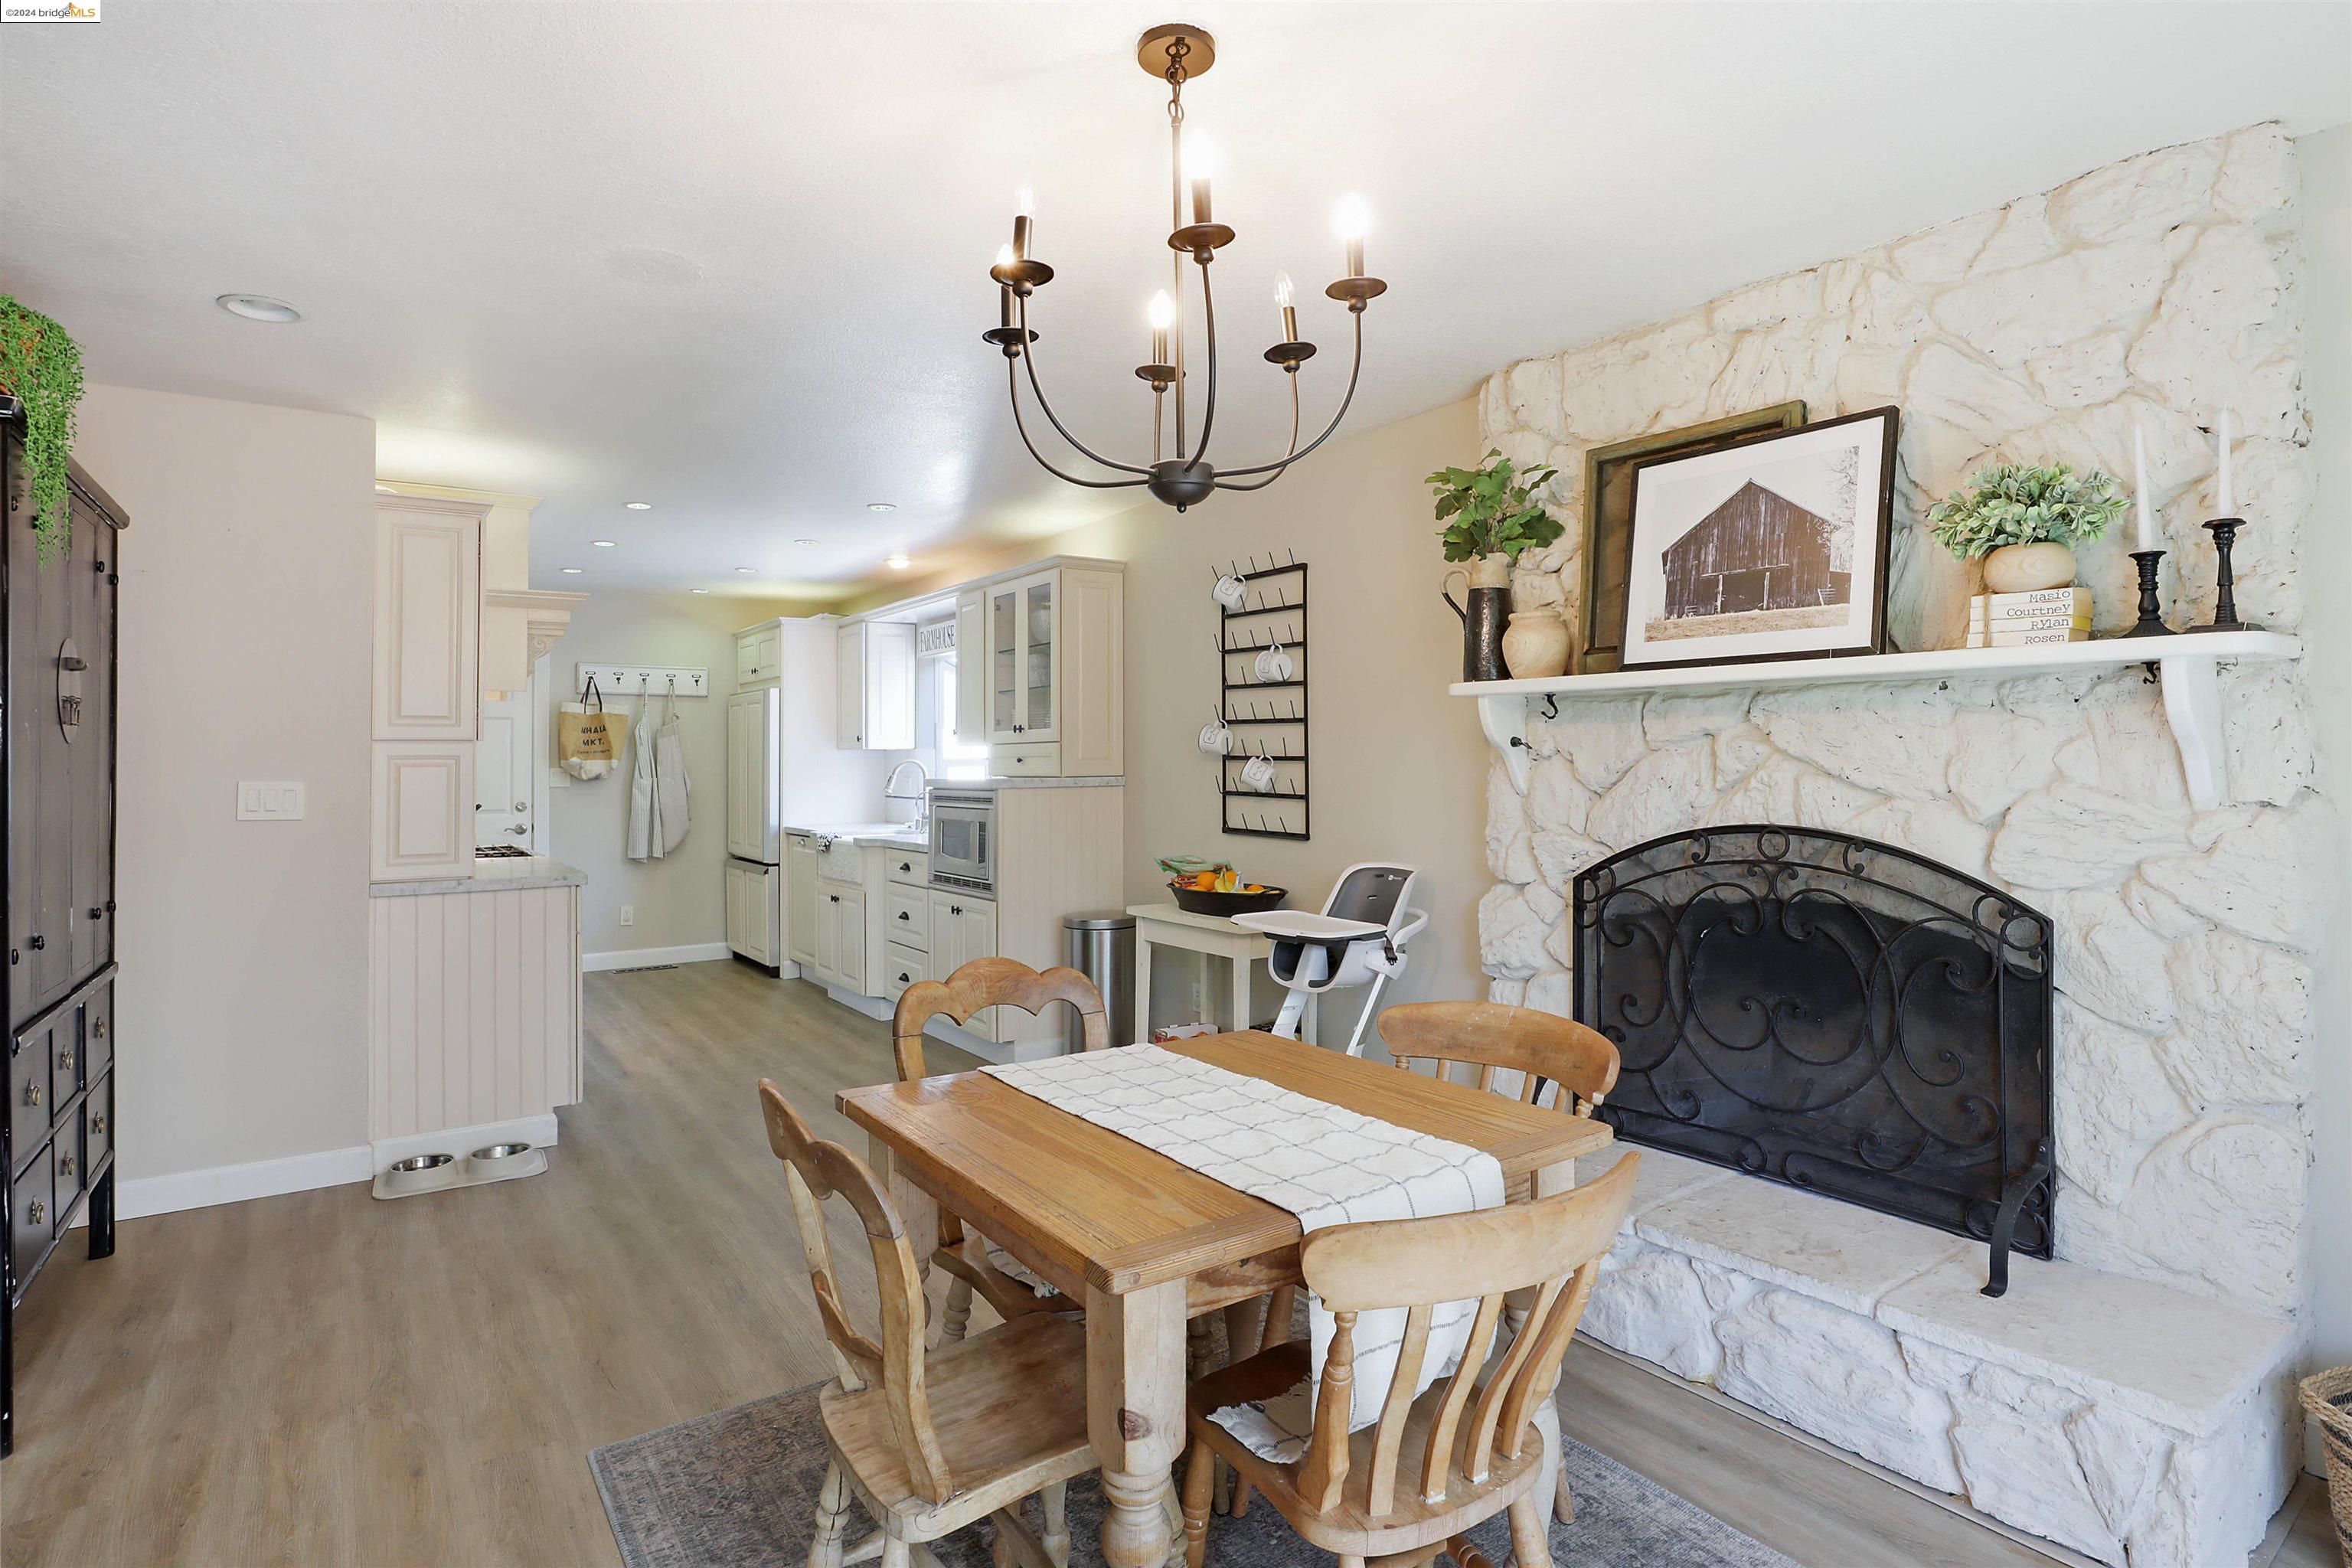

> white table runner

[{"left": 982, "top": 1045, "right": 1505, "bottom": 1462}]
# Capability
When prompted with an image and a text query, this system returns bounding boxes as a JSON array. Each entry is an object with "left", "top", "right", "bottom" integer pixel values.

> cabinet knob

[
  {"left": 26, "top": 1081, "right": 41, "bottom": 1106},
  {"left": 57, "top": 1049, "right": 72, "bottom": 1073},
  {"left": 898, "top": 972, "right": 910, "bottom": 984},
  {"left": 58, "top": 1153, "right": 74, "bottom": 1178},
  {"left": 897, "top": 911, "right": 909, "bottom": 921},
  {"left": 899, "top": 861, "right": 911, "bottom": 873},
  {"left": 28, "top": 934, "right": 44, "bottom": 951},
  {"left": 93, "top": 1114, "right": 106, "bottom": 1134},
  {"left": 27, "top": 1199, "right": 43, "bottom": 1226},
  {"left": 93, "top": 1019, "right": 106, "bottom": 1040}
]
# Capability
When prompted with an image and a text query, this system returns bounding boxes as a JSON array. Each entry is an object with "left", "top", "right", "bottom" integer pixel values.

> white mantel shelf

[{"left": 1454, "top": 630, "right": 2301, "bottom": 810}]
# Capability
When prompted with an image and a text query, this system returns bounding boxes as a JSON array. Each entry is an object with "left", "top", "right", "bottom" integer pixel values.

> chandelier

[{"left": 983, "top": 22, "right": 1387, "bottom": 511}]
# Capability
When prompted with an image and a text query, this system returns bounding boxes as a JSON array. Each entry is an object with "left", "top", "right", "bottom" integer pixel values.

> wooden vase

[
  {"left": 1981, "top": 541, "right": 2076, "bottom": 594},
  {"left": 1503, "top": 606, "right": 1571, "bottom": 679}
]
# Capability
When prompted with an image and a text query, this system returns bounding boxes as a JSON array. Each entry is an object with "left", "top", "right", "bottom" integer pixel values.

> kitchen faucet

[{"left": 883, "top": 758, "right": 932, "bottom": 831}]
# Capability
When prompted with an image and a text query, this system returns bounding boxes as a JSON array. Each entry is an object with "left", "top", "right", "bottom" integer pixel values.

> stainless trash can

[{"left": 1063, "top": 911, "right": 1135, "bottom": 1051}]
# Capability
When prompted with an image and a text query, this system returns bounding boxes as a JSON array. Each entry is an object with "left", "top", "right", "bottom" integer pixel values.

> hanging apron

[
  {"left": 653, "top": 679, "right": 690, "bottom": 854},
  {"left": 626, "top": 679, "right": 660, "bottom": 861}
]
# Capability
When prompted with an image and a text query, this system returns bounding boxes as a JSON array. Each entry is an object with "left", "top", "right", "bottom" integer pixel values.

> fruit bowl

[{"left": 1169, "top": 882, "right": 1288, "bottom": 916}]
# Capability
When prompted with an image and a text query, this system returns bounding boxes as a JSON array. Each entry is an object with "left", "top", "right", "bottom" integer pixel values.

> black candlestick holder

[
  {"left": 2120, "top": 549, "right": 2172, "bottom": 637},
  {"left": 2187, "top": 518, "right": 2264, "bottom": 632}
]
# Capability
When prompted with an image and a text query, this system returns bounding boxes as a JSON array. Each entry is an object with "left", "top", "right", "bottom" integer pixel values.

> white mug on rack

[
  {"left": 1198, "top": 710, "right": 1233, "bottom": 755},
  {"left": 1253, "top": 639, "right": 1294, "bottom": 683},
  {"left": 1240, "top": 754, "right": 1277, "bottom": 793},
  {"left": 1212, "top": 573, "right": 1248, "bottom": 611}
]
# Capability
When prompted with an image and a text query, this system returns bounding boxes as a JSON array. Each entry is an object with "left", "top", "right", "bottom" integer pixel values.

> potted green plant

[
  {"left": 1428, "top": 449, "right": 1570, "bottom": 679},
  {"left": 0, "top": 296, "right": 85, "bottom": 565},
  {"left": 1927, "top": 462, "right": 2128, "bottom": 593}
]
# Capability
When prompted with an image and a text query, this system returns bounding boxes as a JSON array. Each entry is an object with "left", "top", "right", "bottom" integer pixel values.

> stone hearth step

[{"left": 1573, "top": 1145, "right": 2298, "bottom": 1567}]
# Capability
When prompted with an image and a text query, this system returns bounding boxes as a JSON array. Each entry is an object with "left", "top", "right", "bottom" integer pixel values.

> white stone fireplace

[{"left": 1469, "top": 125, "right": 2328, "bottom": 1566}]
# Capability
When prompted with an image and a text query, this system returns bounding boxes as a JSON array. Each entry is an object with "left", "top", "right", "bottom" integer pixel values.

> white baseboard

[
  {"left": 74, "top": 1142, "right": 375, "bottom": 1225},
  {"left": 583, "top": 942, "right": 731, "bottom": 972},
  {"left": 926, "top": 1017, "right": 1014, "bottom": 1065},
  {"left": 826, "top": 986, "right": 894, "bottom": 1021},
  {"left": 371, "top": 1113, "right": 560, "bottom": 1171}
]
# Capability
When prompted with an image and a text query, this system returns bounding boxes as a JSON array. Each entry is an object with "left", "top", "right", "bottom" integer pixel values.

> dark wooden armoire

[{"left": 0, "top": 399, "right": 123, "bottom": 1458}]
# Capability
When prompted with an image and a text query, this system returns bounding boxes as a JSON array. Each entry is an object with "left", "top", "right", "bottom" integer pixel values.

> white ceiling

[{"left": 5, "top": 2, "right": 2346, "bottom": 599}]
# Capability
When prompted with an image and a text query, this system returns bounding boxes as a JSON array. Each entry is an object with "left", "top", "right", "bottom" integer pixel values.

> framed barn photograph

[{"left": 1619, "top": 407, "right": 1900, "bottom": 669}]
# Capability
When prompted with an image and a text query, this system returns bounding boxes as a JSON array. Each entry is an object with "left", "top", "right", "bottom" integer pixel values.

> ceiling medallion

[{"left": 985, "top": 22, "right": 1385, "bottom": 511}]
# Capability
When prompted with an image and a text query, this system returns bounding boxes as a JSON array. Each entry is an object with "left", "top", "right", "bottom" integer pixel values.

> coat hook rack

[{"left": 574, "top": 664, "right": 710, "bottom": 699}]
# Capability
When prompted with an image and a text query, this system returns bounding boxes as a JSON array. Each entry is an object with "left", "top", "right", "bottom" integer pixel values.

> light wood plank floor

[{"left": 0, "top": 961, "right": 2328, "bottom": 1566}]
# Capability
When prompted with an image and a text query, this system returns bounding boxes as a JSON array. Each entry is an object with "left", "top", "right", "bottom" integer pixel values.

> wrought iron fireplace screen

[{"left": 1572, "top": 825, "right": 2054, "bottom": 1296}]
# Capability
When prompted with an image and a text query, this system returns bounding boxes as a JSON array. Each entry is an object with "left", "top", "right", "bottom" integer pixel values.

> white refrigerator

[{"left": 724, "top": 622, "right": 880, "bottom": 972}]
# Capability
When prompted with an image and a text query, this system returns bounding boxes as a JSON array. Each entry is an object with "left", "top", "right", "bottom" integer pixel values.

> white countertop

[
  {"left": 371, "top": 855, "right": 588, "bottom": 898},
  {"left": 931, "top": 776, "right": 1125, "bottom": 790},
  {"left": 782, "top": 820, "right": 929, "bottom": 850}
]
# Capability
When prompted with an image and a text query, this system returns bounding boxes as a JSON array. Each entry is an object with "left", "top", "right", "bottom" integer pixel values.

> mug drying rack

[{"left": 1216, "top": 551, "right": 1309, "bottom": 841}]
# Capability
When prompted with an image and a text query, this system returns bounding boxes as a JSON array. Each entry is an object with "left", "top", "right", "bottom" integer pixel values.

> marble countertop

[
  {"left": 782, "top": 820, "right": 929, "bottom": 849},
  {"left": 371, "top": 855, "right": 588, "bottom": 898},
  {"left": 929, "top": 776, "right": 1125, "bottom": 790}
]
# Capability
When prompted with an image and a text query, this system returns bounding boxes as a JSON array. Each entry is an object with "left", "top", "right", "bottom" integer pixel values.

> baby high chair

[{"left": 1232, "top": 863, "right": 1426, "bottom": 1055}]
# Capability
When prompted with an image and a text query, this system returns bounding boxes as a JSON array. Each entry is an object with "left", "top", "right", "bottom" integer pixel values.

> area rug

[{"left": 590, "top": 1380, "right": 1799, "bottom": 1567}]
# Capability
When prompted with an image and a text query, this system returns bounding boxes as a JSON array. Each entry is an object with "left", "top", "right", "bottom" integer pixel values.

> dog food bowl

[
  {"left": 468, "top": 1141, "right": 535, "bottom": 1178},
  {"left": 382, "top": 1152, "right": 457, "bottom": 1195}
]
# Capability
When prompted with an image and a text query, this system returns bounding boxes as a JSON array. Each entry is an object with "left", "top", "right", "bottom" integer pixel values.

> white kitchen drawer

[
  {"left": 884, "top": 848, "right": 929, "bottom": 887},
  {"left": 884, "top": 885, "right": 929, "bottom": 950},
  {"left": 988, "top": 740, "right": 1060, "bottom": 777},
  {"left": 883, "top": 944, "right": 927, "bottom": 1003}
]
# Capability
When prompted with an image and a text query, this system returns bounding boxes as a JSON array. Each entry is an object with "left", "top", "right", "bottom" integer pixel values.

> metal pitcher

[{"left": 1441, "top": 567, "right": 1510, "bottom": 683}]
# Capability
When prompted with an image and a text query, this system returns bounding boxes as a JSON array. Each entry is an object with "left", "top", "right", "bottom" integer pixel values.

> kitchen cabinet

[
  {"left": 724, "top": 691, "right": 777, "bottom": 861},
  {"left": 835, "top": 620, "right": 915, "bottom": 750},
  {"left": 372, "top": 496, "right": 486, "bottom": 881},
  {"left": 812, "top": 880, "right": 867, "bottom": 993},
  {"left": 926, "top": 889, "right": 998, "bottom": 1041},
  {"left": 735, "top": 620, "right": 784, "bottom": 688},
  {"left": 786, "top": 833, "right": 819, "bottom": 966},
  {"left": 724, "top": 861, "right": 779, "bottom": 969},
  {"left": 978, "top": 561, "right": 1123, "bottom": 777},
  {"left": 954, "top": 589, "right": 987, "bottom": 745}
]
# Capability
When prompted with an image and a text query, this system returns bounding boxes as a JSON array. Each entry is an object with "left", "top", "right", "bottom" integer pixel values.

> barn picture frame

[{"left": 1618, "top": 406, "right": 1900, "bottom": 671}]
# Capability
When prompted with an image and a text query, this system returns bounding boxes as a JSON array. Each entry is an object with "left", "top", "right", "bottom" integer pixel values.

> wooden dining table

[{"left": 835, "top": 1029, "right": 1615, "bottom": 1568}]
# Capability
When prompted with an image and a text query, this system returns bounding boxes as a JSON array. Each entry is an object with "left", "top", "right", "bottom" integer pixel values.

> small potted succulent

[
  {"left": 1927, "top": 462, "right": 2128, "bottom": 593},
  {"left": 1428, "top": 449, "right": 1567, "bottom": 679}
]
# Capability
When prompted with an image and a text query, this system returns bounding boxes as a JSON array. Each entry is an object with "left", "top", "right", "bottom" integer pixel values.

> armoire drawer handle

[
  {"left": 58, "top": 1153, "right": 74, "bottom": 1178},
  {"left": 57, "top": 1050, "right": 72, "bottom": 1073},
  {"left": 26, "top": 1199, "right": 44, "bottom": 1226},
  {"left": 93, "top": 1114, "right": 107, "bottom": 1134},
  {"left": 25, "top": 1082, "right": 40, "bottom": 1107},
  {"left": 93, "top": 1019, "right": 106, "bottom": 1040}
]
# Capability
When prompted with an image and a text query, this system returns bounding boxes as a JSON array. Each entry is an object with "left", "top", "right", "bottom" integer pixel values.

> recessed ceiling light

[
  {"left": 560, "top": 567, "right": 584, "bottom": 574},
  {"left": 216, "top": 292, "right": 302, "bottom": 322},
  {"left": 886, "top": 553, "right": 913, "bottom": 570},
  {"left": 794, "top": 538, "right": 818, "bottom": 546},
  {"left": 867, "top": 501, "right": 897, "bottom": 512},
  {"left": 625, "top": 501, "right": 652, "bottom": 510},
  {"left": 592, "top": 539, "right": 618, "bottom": 547},
  {"left": 734, "top": 567, "right": 756, "bottom": 574},
  {"left": 691, "top": 588, "right": 710, "bottom": 595}
]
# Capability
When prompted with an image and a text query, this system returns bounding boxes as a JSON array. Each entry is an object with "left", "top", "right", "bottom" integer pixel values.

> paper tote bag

[{"left": 559, "top": 676, "right": 627, "bottom": 779}]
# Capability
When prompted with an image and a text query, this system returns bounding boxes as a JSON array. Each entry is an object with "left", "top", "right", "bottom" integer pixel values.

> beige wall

[
  {"left": 863, "top": 398, "right": 1488, "bottom": 1051},
  {"left": 73, "top": 384, "right": 377, "bottom": 1181},
  {"left": 548, "top": 590, "right": 821, "bottom": 959},
  {"left": 2298, "top": 120, "right": 2352, "bottom": 1384}
]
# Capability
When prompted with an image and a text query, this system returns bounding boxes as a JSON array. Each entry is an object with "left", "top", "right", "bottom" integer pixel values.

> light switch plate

[{"left": 237, "top": 781, "right": 306, "bottom": 821}]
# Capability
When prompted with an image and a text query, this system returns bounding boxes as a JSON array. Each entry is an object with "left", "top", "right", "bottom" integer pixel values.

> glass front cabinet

[{"left": 961, "top": 558, "right": 1122, "bottom": 778}]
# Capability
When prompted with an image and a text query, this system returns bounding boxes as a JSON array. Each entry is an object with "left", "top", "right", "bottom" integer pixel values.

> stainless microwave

[{"left": 929, "top": 789, "right": 995, "bottom": 895}]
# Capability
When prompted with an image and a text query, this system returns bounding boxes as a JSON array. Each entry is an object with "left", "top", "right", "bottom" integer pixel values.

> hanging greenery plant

[{"left": 0, "top": 296, "right": 86, "bottom": 564}]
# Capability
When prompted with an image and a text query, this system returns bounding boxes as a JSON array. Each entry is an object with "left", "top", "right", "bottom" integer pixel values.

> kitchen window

[{"left": 936, "top": 656, "right": 988, "bottom": 779}]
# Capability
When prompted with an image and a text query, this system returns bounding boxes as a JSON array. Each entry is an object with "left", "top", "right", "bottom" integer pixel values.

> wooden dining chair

[
  {"left": 758, "top": 1080, "right": 1094, "bottom": 1568},
  {"left": 893, "top": 958, "right": 1109, "bottom": 1341},
  {"left": 1177, "top": 1155, "right": 1640, "bottom": 1568},
  {"left": 1377, "top": 1001, "right": 1620, "bottom": 1128}
]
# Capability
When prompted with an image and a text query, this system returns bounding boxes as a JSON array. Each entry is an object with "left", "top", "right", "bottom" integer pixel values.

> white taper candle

[
  {"left": 2216, "top": 409, "right": 2234, "bottom": 518},
  {"left": 2135, "top": 422, "right": 2155, "bottom": 550}
]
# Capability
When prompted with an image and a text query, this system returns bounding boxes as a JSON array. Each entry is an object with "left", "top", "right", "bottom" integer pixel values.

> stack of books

[{"left": 1966, "top": 586, "right": 2091, "bottom": 647}]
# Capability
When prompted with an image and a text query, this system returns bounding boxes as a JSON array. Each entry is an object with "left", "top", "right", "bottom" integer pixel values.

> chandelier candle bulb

[
  {"left": 1148, "top": 289, "right": 1174, "bottom": 365},
  {"left": 1337, "top": 196, "right": 1369, "bottom": 278},
  {"left": 1013, "top": 185, "right": 1034, "bottom": 260},
  {"left": 1276, "top": 272, "right": 1298, "bottom": 341}
]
